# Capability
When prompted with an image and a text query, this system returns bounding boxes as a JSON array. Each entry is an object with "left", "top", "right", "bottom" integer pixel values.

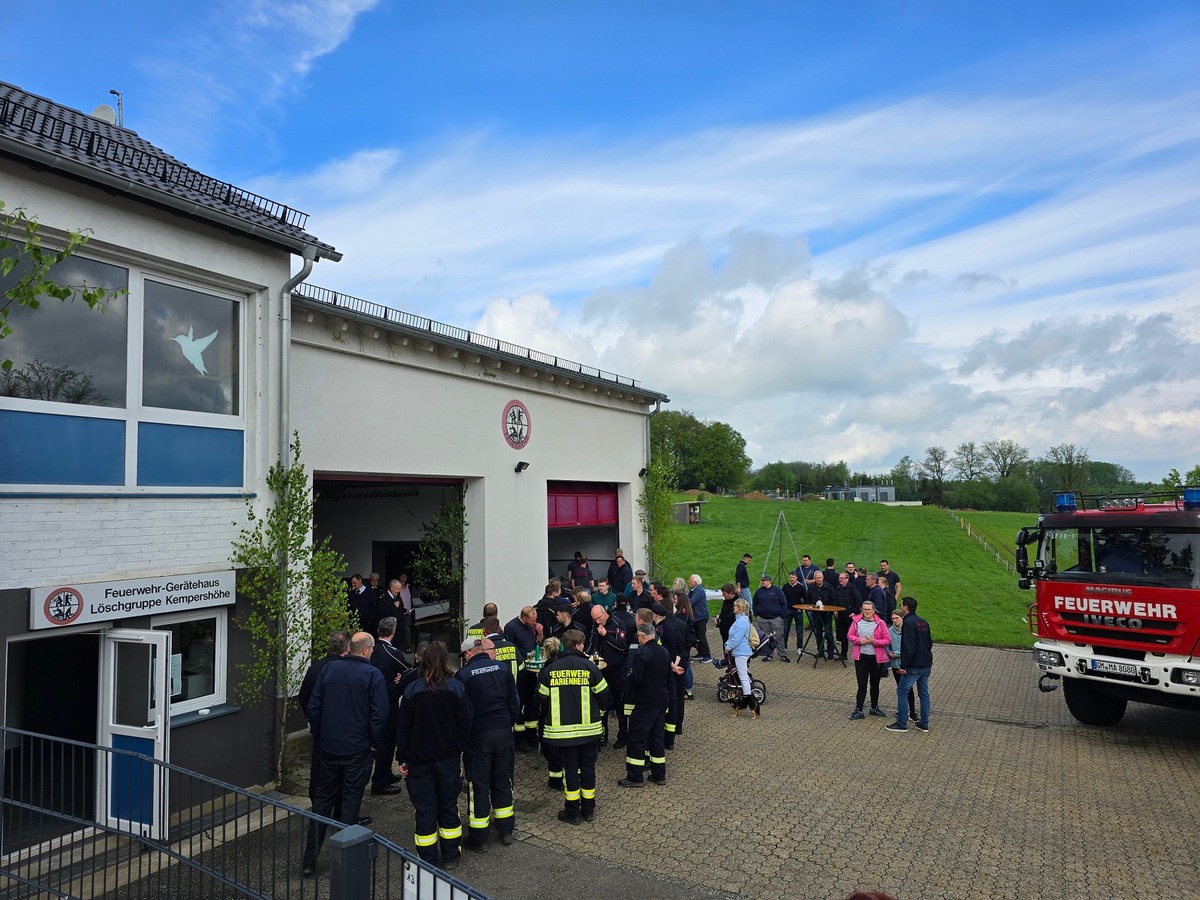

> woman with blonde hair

[{"left": 724, "top": 598, "right": 759, "bottom": 718}]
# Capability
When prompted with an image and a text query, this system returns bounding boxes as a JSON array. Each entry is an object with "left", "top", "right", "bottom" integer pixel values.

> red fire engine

[{"left": 1017, "top": 488, "right": 1200, "bottom": 725}]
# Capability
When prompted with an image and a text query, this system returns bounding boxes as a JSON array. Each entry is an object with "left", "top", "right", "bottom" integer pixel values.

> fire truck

[{"left": 1017, "top": 488, "right": 1200, "bottom": 725}]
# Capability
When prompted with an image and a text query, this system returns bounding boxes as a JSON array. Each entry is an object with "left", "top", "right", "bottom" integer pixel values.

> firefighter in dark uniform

[
  {"left": 482, "top": 616, "right": 518, "bottom": 681},
  {"left": 651, "top": 600, "right": 689, "bottom": 750},
  {"left": 618, "top": 622, "right": 670, "bottom": 787},
  {"left": 502, "top": 606, "right": 541, "bottom": 751},
  {"left": 547, "top": 602, "right": 575, "bottom": 644},
  {"left": 395, "top": 642, "right": 473, "bottom": 870},
  {"left": 465, "top": 602, "right": 498, "bottom": 645},
  {"left": 537, "top": 628, "right": 609, "bottom": 825},
  {"left": 587, "top": 603, "right": 630, "bottom": 749},
  {"left": 455, "top": 637, "right": 519, "bottom": 851}
]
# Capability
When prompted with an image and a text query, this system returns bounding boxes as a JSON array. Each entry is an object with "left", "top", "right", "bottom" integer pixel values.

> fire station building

[{"left": 0, "top": 77, "right": 663, "bottom": 815}]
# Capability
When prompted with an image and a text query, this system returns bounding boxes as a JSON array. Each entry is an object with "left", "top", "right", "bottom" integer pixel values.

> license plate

[{"left": 1090, "top": 659, "right": 1138, "bottom": 677}]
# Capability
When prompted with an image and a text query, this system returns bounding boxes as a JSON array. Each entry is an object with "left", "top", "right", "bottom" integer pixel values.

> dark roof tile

[{"left": 0, "top": 81, "right": 339, "bottom": 261}]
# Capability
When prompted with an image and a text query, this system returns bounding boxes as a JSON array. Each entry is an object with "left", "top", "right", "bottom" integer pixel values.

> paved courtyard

[{"left": 334, "top": 641, "right": 1200, "bottom": 900}]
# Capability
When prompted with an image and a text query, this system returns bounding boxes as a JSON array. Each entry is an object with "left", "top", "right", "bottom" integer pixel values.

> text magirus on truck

[{"left": 1017, "top": 487, "right": 1200, "bottom": 726}]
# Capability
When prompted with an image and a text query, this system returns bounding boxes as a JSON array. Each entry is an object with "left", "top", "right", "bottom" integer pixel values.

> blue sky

[{"left": 9, "top": 1, "right": 1200, "bottom": 480}]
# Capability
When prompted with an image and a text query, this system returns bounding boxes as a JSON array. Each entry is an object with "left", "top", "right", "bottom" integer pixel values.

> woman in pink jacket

[{"left": 847, "top": 601, "right": 891, "bottom": 720}]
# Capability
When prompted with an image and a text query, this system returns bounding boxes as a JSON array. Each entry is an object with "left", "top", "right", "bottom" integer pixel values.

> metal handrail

[
  {"left": 294, "top": 283, "right": 648, "bottom": 390},
  {"left": 0, "top": 725, "right": 490, "bottom": 899}
]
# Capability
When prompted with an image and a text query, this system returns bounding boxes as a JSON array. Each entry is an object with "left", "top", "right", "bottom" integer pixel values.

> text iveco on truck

[{"left": 1016, "top": 488, "right": 1200, "bottom": 725}]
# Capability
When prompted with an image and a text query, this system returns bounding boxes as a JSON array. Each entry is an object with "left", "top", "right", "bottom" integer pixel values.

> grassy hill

[
  {"left": 948, "top": 510, "right": 1036, "bottom": 567},
  {"left": 660, "top": 497, "right": 1033, "bottom": 648}
]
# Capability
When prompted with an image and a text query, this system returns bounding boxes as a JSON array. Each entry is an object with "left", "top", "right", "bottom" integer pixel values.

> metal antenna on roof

[{"left": 108, "top": 89, "right": 124, "bottom": 128}]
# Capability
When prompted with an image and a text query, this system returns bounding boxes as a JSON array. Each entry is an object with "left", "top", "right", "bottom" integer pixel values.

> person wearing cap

[
  {"left": 537, "top": 629, "right": 609, "bottom": 825},
  {"left": 651, "top": 598, "right": 688, "bottom": 749},
  {"left": 752, "top": 573, "right": 789, "bottom": 662},
  {"left": 735, "top": 553, "right": 753, "bottom": 604},
  {"left": 455, "top": 637, "right": 520, "bottom": 851}
]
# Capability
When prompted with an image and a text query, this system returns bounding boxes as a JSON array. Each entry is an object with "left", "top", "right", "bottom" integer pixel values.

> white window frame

[
  {"left": 0, "top": 253, "right": 250, "bottom": 495},
  {"left": 150, "top": 607, "right": 229, "bottom": 716}
]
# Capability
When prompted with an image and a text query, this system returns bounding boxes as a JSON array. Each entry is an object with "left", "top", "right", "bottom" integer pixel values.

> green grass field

[
  {"left": 661, "top": 497, "right": 1033, "bottom": 648},
  {"left": 948, "top": 510, "right": 1038, "bottom": 567}
]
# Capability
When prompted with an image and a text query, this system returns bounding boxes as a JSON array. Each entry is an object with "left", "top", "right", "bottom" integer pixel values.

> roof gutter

[{"left": 0, "top": 141, "right": 342, "bottom": 261}]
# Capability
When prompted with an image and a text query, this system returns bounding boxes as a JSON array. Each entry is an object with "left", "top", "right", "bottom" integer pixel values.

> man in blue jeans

[{"left": 886, "top": 597, "right": 932, "bottom": 733}]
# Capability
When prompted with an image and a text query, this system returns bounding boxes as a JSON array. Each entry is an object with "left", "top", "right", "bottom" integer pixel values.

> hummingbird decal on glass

[{"left": 171, "top": 326, "right": 218, "bottom": 375}]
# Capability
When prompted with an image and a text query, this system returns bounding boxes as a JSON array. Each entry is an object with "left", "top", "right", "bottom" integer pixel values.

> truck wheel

[{"left": 1063, "top": 678, "right": 1127, "bottom": 726}]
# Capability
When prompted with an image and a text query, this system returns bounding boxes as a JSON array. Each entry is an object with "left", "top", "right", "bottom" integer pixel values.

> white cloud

[{"left": 255, "top": 77, "right": 1200, "bottom": 480}]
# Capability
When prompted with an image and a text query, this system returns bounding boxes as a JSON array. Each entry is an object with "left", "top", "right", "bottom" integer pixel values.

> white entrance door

[{"left": 96, "top": 629, "right": 171, "bottom": 839}]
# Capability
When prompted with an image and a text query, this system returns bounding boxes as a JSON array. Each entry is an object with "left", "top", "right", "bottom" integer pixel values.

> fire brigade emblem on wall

[{"left": 503, "top": 399, "right": 531, "bottom": 450}]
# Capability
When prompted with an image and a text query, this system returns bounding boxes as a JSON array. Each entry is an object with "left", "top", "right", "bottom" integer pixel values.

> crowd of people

[{"left": 297, "top": 549, "right": 932, "bottom": 876}]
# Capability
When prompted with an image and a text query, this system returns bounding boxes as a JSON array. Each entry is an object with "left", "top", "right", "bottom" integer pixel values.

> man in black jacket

[
  {"left": 651, "top": 601, "right": 688, "bottom": 749},
  {"left": 886, "top": 597, "right": 933, "bottom": 734},
  {"left": 303, "top": 632, "right": 389, "bottom": 875},
  {"left": 456, "top": 637, "right": 520, "bottom": 851},
  {"left": 588, "top": 604, "right": 630, "bottom": 748},
  {"left": 808, "top": 571, "right": 838, "bottom": 660},
  {"left": 618, "top": 623, "right": 670, "bottom": 787},
  {"left": 369, "top": 617, "right": 408, "bottom": 795},
  {"left": 298, "top": 631, "right": 351, "bottom": 818}
]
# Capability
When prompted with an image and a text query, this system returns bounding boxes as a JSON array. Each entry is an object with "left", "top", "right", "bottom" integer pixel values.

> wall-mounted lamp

[
  {"left": 638, "top": 467, "right": 648, "bottom": 477},
  {"left": 515, "top": 461, "right": 531, "bottom": 473}
]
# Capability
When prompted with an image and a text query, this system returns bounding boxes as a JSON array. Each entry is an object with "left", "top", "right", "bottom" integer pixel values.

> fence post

[{"left": 329, "top": 824, "right": 376, "bottom": 900}]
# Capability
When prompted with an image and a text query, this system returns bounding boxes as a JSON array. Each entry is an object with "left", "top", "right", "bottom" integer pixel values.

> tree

[
  {"left": 890, "top": 455, "right": 918, "bottom": 501},
  {"left": 650, "top": 409, "right": 703, "bottom": 487},
  {"left": 993, "top": 475, "right": 1039, "bottom": 512},
  {"left": 749, "top": 461, "right": 798, "bottom": 495},
  {"left": 1043, "top": 443, "right": 1090, "bottom": 494},
  {"left": 1163, "top": 465, "right": 1200, "bottom": 490},
  {"left": 409, "top": 485, "right": 468, "bottom": 617},
  {"left": 983, "top": 438, "right": 1031, "bottom": 479},
  {"left": 918, "top": 446, "right": 950, "bottom": 505},
  {"left": 951, "top": 441, "right": 987, "bottom": 481},
  {"left": 638, "top": 457, "right": 679, "bottom": 578},
  {"left": 1, "top": 200, "right": 124, "bottom": 371},
  {"left": 692, "top": 419, "right": 750, "bottom": 492},
  {"left": 229, "top": 433, "right": 356, "bottom": 787}
]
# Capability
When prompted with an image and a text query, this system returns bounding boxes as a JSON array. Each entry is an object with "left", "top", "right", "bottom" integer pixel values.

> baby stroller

[{"left": 715, "top": 625, "right": 771, "bottom": 710}]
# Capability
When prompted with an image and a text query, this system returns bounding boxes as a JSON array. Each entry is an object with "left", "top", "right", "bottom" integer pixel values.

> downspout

[
  {"left": 270, "top": 247, "right": 316, "bottom": 784},
  {"left": 644, "top": 399, "right": 662, "bottom": 576},
  {"left": 280, "top": 247, "right": 318, "bottom": 470}
]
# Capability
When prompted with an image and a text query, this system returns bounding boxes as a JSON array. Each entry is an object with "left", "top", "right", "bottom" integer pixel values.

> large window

[
  {"left": 0, "top": 255, "right": 129, "bottom": 407},
  {"left": 0, "top": 251, "right": 246, "bottom": 491},
  {"left": 152, "top": 609, "right": 228, "bottom": 716},
  {"left": 143, "top": 280, "right": 239, "bottom": 415}
]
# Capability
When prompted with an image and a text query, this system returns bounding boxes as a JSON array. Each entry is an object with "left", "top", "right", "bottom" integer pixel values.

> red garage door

[{"left": 547, "top": 482, "right": 617, "bottom": 528}]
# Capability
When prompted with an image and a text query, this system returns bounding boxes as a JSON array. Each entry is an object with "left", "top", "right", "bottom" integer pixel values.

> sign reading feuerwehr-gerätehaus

[{"left": 30, "top": 570, "right": 236, "bottom": 630}]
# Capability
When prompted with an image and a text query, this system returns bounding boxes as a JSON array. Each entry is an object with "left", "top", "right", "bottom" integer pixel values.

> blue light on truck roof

[
  {"left": 1184, "top": 487, "right": 1200, "bottom": 511},
  {"left": 1055, "top": 493, "right": 1077, "bottom": 513}
]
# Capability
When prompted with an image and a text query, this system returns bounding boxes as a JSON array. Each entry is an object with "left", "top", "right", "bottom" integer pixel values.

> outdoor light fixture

[
  {"left": 514, "top": 461, "right": 530, "bottom": 473},
  {"left": 638, "top": 467, "right": 647, "bottom": 477}
]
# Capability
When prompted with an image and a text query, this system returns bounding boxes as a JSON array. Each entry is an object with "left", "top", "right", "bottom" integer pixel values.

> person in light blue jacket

[{"left": 724, "top": 599, "right": 759, "bottom": 717}]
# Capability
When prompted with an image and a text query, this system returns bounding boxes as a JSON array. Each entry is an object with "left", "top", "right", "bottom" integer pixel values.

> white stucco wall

[
  {"left": 0, "top": 160, "right": 295, "bottom": 591},
  {"left": 290, "top": 313, "right": 655, "bottom": 624}
]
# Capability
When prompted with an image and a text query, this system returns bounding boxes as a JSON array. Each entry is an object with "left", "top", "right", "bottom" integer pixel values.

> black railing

[
  {"left": 0, "top": 95, "right": 309, "bottom": 230},
  {"left": 0, "top": 726, "right": 490, "bottom": 899},
  {"left": 294, "top": 283, "right": 648, "bottom": 390}
]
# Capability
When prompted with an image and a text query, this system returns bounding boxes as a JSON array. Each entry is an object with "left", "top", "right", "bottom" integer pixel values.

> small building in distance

[{"left": 823, "top": 484, "right": 896, "bottom": 502}]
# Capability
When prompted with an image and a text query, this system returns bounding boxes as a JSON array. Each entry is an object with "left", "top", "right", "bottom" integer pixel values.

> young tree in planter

[
  {"left": 409, "top": 484, "right": 468, "bottom": 631},
  {"left": 230, "top": 432, "right": 355, "bottom": 787}
]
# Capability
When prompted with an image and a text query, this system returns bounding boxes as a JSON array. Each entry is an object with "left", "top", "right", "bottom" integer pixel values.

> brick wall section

[{"left": 0, "top": 497, "right": 251, "bottom": 590}]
